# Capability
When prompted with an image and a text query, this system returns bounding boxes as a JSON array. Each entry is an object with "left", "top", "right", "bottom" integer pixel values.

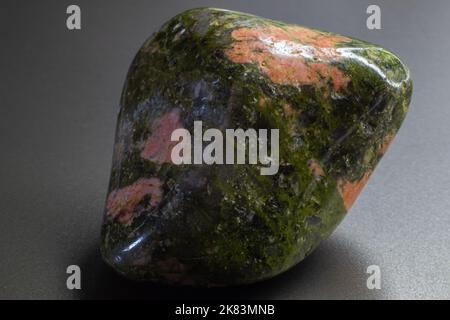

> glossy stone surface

[{"left": 101, "top": 8, "right": 412, "bottom": 286}]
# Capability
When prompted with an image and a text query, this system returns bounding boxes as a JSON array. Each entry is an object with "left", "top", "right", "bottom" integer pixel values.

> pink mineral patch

[
  {"left": 141, "top": 109, "right": 183, "bottom": 164},
  {"left": 106, "top": 178, "right": 163, "bottom": 224},
  {"left": 225, "top": 25, "right": 352, "bottom": 92},
  {"left": 338, "top": 172, "right": 371, "bottom": 211}
]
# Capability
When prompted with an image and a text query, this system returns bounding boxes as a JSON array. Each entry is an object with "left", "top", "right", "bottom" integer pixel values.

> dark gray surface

[{"left": 0, "top": 0, "right": 449, "bottom": 299}]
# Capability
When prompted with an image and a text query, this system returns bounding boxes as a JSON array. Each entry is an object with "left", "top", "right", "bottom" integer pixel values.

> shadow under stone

[{"left": 76, "top": 233, "right": 385, "bottom": 300}]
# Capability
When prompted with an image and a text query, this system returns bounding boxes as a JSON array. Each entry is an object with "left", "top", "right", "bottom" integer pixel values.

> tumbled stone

[{"left": 101, "top": 8, "right": 412, "bottom": 285}]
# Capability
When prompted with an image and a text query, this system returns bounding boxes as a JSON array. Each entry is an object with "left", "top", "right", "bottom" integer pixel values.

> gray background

[{"left": 0, "top": 0, "right": 449, "bottom": 299}]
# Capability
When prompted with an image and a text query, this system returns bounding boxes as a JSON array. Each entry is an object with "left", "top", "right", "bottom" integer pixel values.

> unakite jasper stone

[{"left": 101, "top": 8, "right": 412, "bottom": 285}]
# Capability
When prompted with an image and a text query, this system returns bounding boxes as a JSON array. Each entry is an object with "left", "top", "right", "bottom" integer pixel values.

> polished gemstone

[{"left": 101, "top": 8, "right": 412, "bottom": 285}]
